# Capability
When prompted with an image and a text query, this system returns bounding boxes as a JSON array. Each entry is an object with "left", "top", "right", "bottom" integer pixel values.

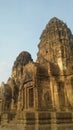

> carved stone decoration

[
  {"left": 0, "top": 83, "right": 12, "bottom": 111},
  {"left": 13, "top": 51, "right": 33, "bottom": 68},
  {"left": 44, "top": 91, "right": 52, "bottom": 108}
]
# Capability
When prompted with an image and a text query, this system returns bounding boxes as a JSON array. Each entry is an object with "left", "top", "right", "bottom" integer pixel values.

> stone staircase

[{"left": 1, "top": 111, "right": 73, "bottom": 130}]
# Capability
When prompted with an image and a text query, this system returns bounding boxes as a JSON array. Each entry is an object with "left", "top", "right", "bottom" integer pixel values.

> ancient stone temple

[{"left": 0, "top": 17, "right": 73, "bottom": 130}]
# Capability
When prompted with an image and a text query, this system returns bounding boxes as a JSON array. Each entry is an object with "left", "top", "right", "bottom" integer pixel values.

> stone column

[
  {"left": 53, "top": 81, "right": 60, "bottom": 110},
  {"left": 10, "top": 87, "right": 15, "bottom": 111},
  {"left": 35, "top": 112, "right": 39, "bottom": 130},
  {"left": 50, "top": 78, "right": 60, "bottom": 110},
  {"left": 25, "top": 87, "right": 27, "bottom": 109},
  {"left": 50, "top": 78, "right": 55, "bottom": 109},
  {"left": 51, "top": 112, "right": 57, "bottom": 130},
  {"left": 34, "top": 87, "right": 38, "bottom": 109},
  {"left": 64, "top": 80, "right": 69, "bottom": 111},
  {"left": 11, "top": 98, "right": 15, "bottom": 110},
  {"left": 17, "top": 90, "right": 21, "bottom": 111}
]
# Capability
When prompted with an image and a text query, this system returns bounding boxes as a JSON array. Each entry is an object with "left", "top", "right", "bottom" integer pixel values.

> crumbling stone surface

[{"left": 13, "top": 51, "right": 33, "bottom": 69}]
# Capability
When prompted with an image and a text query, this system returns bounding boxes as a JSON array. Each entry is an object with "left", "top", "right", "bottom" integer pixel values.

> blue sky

[{"left": 0, "top": 0, "right": 73, "bottom": 83}]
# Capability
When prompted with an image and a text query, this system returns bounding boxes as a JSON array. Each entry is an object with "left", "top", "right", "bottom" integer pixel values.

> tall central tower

[{"left": 37, "top": 17, "right": 73, "bottom": 74}]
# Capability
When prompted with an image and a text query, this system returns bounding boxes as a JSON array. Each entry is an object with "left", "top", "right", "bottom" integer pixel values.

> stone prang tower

[{"left": 0, "top": 17, "right": 73, "bottom": 130}]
